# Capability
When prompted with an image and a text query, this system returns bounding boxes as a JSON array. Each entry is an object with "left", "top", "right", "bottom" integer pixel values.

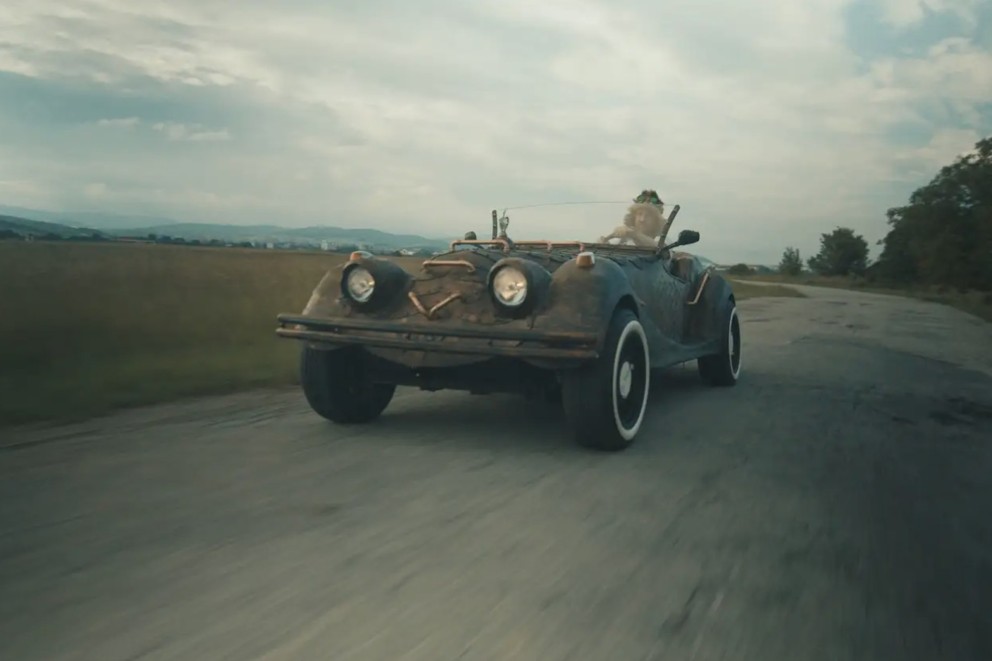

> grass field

[
  {"left": 1, "top": 241, "right": 801, "bottom": 426},
  {"left": 732, "top": 272, "right": 992, "bottom": 322}
]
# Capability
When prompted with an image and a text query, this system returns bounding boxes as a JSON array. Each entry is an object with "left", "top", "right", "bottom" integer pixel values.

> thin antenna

[{"left": 501, "top": 200, "right": 629, "bottom": 212}]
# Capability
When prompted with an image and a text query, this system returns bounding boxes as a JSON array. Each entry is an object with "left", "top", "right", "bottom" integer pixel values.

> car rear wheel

[
  {"left": 697, "top": 300, "right": 741, "bottom": 386},
  {"left": 561, "top": 308, "right": 650, "bottom": 451},
  {"left": 300, "top": 345, "right": 396, "bottom": 423}
]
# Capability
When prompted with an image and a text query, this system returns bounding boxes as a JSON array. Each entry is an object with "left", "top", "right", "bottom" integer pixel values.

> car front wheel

[
  {"left": 561, "top": 308, "right": 651, "bottom": 451},
  {"left": 300, "top": 345, "right": 396, "bottom": 424}
]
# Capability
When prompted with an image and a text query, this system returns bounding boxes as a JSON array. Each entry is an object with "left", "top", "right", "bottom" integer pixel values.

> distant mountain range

[
  {"left": 118, "top": 222, "right": 450, "bottom": 249},
  {"left": 0, "top": 205, "right": 181, "bottom": 231},
  {"left": 2, "top": 204, "right": 741, "bottom": 266},
  {"left": 0, "top": 214, "right": 111, "bottom": 239},
  {"left": 0, "top": 204, "right": 450, "bottom": 250}
]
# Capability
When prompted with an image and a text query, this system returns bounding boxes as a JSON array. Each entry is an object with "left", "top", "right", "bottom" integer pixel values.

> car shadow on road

[{"left": 361, "top": 363, "right": 715, "bottom": 454}]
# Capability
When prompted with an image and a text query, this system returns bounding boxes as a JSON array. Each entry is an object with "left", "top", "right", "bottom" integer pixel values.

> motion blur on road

[{"left": 2, "top": 284, "right": 991, "bottom": 661}]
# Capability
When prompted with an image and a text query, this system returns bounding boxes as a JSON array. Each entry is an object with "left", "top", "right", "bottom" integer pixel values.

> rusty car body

[{"left": 276, "top": 205, "right": 742, "bottom": 451}]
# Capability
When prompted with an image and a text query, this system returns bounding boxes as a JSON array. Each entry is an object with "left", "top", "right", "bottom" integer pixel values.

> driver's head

[
  {"left": 623, "top": 202, "right": 665, "bottom": 238},
  {"left": 634, "top": 189, "right": 663, "bottom": 207}
]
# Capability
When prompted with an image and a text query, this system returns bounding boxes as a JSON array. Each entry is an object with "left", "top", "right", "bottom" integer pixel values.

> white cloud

[
  {"left": 0, "top": 177, "right": 50, "bottom": 208},
  {"left": 0, "top": 0, "right": 989, "bottom": 262},
  {"left": 151, "top": 121, "right": 230, "bottom": 142},
  {"left": 97, "top": 117, "right": 140, "bottom": 129},
  {"left": 876, "top": 0, "right": 984, "bottom": 29},
  {"left": 83, "top": 182, "right": 108, "bottom": 198},
  {"left": 93, "top": 117, "right": 229, "bottom": 141},
  {"left": 875, "top": 37, "right": 992, "bottom": 108},
  {"left": 894, "top": 127, "right": 983, "bottom": 174},
  {"left": 0, "top": 50, "right": 38, "bottom": 77}
]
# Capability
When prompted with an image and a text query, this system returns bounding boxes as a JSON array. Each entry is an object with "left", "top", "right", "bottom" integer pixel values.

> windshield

[{"left": 481, "top": 198, "right": 677, "bottom": 249}]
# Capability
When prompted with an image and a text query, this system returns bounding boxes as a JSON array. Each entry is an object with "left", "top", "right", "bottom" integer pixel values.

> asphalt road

[{"left": 2, "top": 285, "right": 991, "bottom": 661}]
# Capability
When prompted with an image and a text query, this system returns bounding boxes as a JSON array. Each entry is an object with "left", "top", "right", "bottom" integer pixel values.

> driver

[
  {"left": 633, "top": 189, "right": 678, "bottom": 245},
  {"left": 598, "top": 189, "right": 671, "bottom": 247}
]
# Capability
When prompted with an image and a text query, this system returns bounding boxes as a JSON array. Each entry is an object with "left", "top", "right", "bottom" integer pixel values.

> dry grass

[
  {"left": 0, "top": 242, "right": 388, "bottom": 426},
  {"left": 736, "top": 273, "right": 992, "bottom": 322},
  {"left": 0, "top": 241, "right": 804, "bottom": 426}
]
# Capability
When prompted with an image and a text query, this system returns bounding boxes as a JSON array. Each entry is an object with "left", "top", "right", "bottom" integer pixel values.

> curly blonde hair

[
  {"left": 598, "top": 199, "right": 674, "bottom": 247},
  {"left": 623, "top": 202, "right": 665, "bottom": 240}
]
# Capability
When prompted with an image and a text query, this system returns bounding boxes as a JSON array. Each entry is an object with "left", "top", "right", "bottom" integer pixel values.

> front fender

[
  {"left": 301, "top": 256, "right": 416, "bottom": 319},
  {"left": 301, "top": 268, "right": 343, "bottom": 317},
  {"left": 530, "top": 256, "right": 641, "bottom": 347}
]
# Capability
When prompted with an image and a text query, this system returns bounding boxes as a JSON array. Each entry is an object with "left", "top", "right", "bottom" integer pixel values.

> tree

[
  {"left": 875, "top": 135, "right": 992, "bottom": 290},
  {"left": 727, "top": 263, "right": 754, "bottom": 276},
  {"left": 778, "top": 247, "right": 803, "bottom": 276},
  {"left": 807, "top": 227, "right": 869, "bottom": 276}
]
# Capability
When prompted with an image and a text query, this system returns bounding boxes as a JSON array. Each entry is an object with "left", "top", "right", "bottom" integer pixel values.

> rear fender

[{"left": 686, "top": 270, "right": 734, "bottom": 343}]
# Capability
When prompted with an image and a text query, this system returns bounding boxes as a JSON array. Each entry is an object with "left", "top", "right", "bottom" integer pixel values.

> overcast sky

[{"left": 1, "top": 0, "right": 991, "bottom": 263}]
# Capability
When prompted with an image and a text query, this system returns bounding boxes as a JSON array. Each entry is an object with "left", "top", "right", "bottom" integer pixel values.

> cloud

[
  {"left": 0, "top": 0, "right": 989, "bottom": 263},
  {"left": 894, "top": 127, "right": 984, "bottom": 175},
  {"left": 93, "top": 116, "right": 230, "bottom": 141},
  {"left": 83, "top": 182, "right": 108, "bottom": 198},
  {"left": 875, "top": 0, "right": 984, "bottom": 29},
  {"left": 872, "top": 37, "right": 992, "bottom": 113},
  {"left": 151, "top": 121, "right": 230, "bottom": 142},
  {"left": 97, "top": 117, "right": 140, "bottom": 129}
]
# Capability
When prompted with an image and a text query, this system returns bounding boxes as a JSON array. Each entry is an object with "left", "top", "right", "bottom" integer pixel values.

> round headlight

[
  {"left": 492, "top": 266, "right": 528, "bottom": 307},
  {"left": 346, "top": 267, "right": 375, "bottom": 303}
]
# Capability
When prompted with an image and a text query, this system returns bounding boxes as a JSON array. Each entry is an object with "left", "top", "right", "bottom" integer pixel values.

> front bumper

[{"left": 275, "top": 314, "right": 600, "bottom": 361}]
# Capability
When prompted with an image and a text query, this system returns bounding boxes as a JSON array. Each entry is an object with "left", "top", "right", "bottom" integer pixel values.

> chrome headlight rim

[
  {"left": 490, "top": 264, "right": 529, "bottom": 308},
  {"left": 344, "top": 265, "right": 375, "bottom": 303},
  {"left": 339, "top": 257, "right": 413, "bottom": 310},
  {"left": 486, "top": 258, "right": 552, "bottom": 318},
  {"left": 340, "top": 261, "right": 378, "bottom": 306}
]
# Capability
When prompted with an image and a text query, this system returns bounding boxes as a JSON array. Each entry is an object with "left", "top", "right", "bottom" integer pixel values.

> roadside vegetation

[
  {"left": 0, "top": 241, "right": 421, "bottom": 426},
  {"left": 754, "top": 135, "right": 992, "bottom": 322},
  {"left": 731, "top": 272, "right": 991, "bottom": 322},
  {"left": 0, "top": 240, "right": 802, "bottom": 427}
]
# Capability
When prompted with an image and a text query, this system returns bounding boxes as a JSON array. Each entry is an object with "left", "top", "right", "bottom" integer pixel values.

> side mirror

[{"left": 658, "top": 228, "right": 700, "bottom": 256}]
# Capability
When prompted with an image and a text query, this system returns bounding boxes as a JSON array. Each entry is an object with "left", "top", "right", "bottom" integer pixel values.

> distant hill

[
  {"left": 111, "top": 222, "right": 449, "bottom": 250},
  {"left": 0, "top": 205, "right": 177, "bottom": 231},
  {"left": 0, "top": 214, "right": 111, "bottom": 240},
  {"left": 0, "top": 205, "right": 451, "bottom": 250},
  {"left": 1, "top": 204, "right": 737, "bottom": 260}
]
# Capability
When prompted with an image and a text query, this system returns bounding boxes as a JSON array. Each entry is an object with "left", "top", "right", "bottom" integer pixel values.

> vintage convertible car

[{"left": 275, "top": 206, "right": 741, "bottom": 451}]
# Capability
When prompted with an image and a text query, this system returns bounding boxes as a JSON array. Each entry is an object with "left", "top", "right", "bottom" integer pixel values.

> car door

[{"left": 637, "top": 255, "right": 690, "bottom": 344}]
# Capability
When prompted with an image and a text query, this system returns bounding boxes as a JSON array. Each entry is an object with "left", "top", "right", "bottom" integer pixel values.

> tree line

[{"left": 777, "top": 135, "right": 991, "bottom": 291}]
